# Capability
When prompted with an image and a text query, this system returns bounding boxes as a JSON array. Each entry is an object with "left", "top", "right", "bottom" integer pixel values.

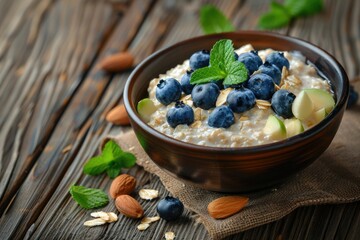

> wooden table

[{"left": 0, "top": 0, "right": 359, "bottom": 239}]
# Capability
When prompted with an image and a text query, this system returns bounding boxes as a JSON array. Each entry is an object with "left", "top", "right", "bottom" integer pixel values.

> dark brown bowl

[{"left": 124, "top": 31, "right": 349, "bottom": 192}]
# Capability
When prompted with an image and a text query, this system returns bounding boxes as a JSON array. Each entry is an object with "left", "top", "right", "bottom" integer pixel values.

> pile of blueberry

[{"left": 156, "top": 49, "right": 295, "bottom": 129}]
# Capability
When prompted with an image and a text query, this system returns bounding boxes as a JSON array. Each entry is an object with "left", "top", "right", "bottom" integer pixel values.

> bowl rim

[{"left": 124, "top": 31, "right": 349, "bottom": 155}]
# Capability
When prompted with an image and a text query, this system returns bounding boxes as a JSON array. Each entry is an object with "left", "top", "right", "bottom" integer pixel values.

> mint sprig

[
  {"left": 69, "top": 185, "right": 109, "bottom": 209},
  {"left": 83, "top": 140, "right": 136, "bottom": 178},
  {"left": 190, "top": 39, "right": 248, "bottom": 86},
  {"left": 200, "top": 5, "right": 235, "bottom": 34},
  {"left": 258, "top": 0, "right": 323, "bottom": 29}
]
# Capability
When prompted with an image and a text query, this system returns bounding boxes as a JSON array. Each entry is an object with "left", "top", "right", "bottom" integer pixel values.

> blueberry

[
  {"left": 347, "top": 85, "right": 359, "bottom": 108},
  {"left": 156, "top": 78, "right": 182, "bottom": 105},
  {"left": 208, "top": 106, "right": 235, "bottom": 128},
  {"left": 180, "top": 70, "right": 194, "bottom": 95},
  {"left": 226, "top": 87, "right": 256, "bottom": 113},
  {"left": 271, "top": 90, "right": 296, "bottom": 118},
  {"left": 258, "top": 62, "right": 282, "bottom": 85},
  {"left": 238, "top": 51, "right": 263, "bottom": 75},
  {"left": 211, "top": 80, "right": 224, "bottom": 90},
  {"left": 157, "top": 196, "right": 184, "bottom": 221},
  {"left": 234, "top": 52, "right": 239, "bottom": 61},
  {"left": 189, "top": 50, "right": 210, "bottom": 70},
  {"left": 265, "top": 52, "right": 290, "bottom": 70},
  {"left": 166, "top": 101, "right": 194, "bottom": 128},
  {"left": 191, "top": 83, "right": 220, "bottom": 110},
  {"left": 246, "top": 73, "right": 275, "bottom": 100}
]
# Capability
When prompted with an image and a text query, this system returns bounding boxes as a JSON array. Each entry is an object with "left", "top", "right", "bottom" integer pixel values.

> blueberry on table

[
  {"left": 258, "top": 62, "right": 282, "bottom": 85},
  {"left": 180, "top": 70, "right": 194, "bottom": 95},
  {"left": 246, "top": 73, "right": 275, "bottom": 100},
  {"left": 265, "top": 52, "right": 290, "bottom": 70},
  {"left": 157, "top": 196, "right": 184, "bottom": 221},
  {"left": 191, "top": 83, "right": 220, "bottom": 110},
  {"left": 166, "top": 101, "right": 194, "bottom": 128},
  {"left": 347, "top": 85, "right": 358, "bottom": 108},
  {"left": 226, "top": 87, "right": 256, "bottom": 113},
  {"left": 156, "top": 78, "right": 182, "bottom": 106},
  {"left": 237, "top": 51, "right": 262, "bottom": 75},
  {"left": 208, "top": 106, "right": 235, "bottom": 128},
  {"left": 189, "top": 50, "right": 210, "bottom": 70},
  {"left": 271, "top": 89, "right": 296, "bottom": 118}
]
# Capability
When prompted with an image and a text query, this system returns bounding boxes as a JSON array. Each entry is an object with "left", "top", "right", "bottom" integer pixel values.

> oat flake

[{"left": 165, "top": 231, "right": 175, "bottom": 240}]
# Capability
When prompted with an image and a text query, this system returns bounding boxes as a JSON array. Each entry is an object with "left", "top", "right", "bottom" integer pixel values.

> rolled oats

[
  {"left": 139, "top": 189, "right": 159, "bottom": 200},
  {"left": 165, "top": 231, "right": 175, "bottom": 240}
]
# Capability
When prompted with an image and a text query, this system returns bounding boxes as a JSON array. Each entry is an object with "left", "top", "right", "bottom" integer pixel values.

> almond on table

[
  {"left": 99, "top": 52, "right": 134, "bottom": 73},
  {"left": 106, "top": 104, "right": 130, "bottom": 126},
  {"left": 207, "top": 196, "right": 249, "bottom": 219}
]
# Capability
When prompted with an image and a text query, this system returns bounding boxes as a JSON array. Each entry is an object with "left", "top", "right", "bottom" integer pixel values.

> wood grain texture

[{"left": 0, "top": 0, "right": 359, "bottom": 239}]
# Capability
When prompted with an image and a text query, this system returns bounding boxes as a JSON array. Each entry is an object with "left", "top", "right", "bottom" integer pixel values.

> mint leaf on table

[
  {"left": 258, "top": 1, "right": 292, "bottom": 29},
  {"left": 190, "top": 39, "right": 248, "bottom": 85},
  {"left": 285, "top": 0, "right": 323, "bottom": 17},
  {"left": 83, "top": 140, "right": 136, "bottom": 178},
  {"left": 200, "top": 4, "right": 235, "bottom": 34},
  {"left": 83, "top": 156, "right": 111, "bottom": 176},
  {"left": 69, "top": 185, "right": 109, "bottom": 209},
  {"left": 258, "top": 0, "right": 324, "bottom": 29}
]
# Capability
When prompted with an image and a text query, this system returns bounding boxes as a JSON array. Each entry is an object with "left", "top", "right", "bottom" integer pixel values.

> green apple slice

[
  {"left": 303, "top": 89, "right": 335, "bottom": 113},
  {"left": 137, "top": 98, "right": 157, "bottom": 122},
  {"left": 285, "top": 118, "right": 304, "bottom": 138},
  {"left": 313, "top": 107, "right": 327, "bottom": 124},
  {"left": 292, "top": 90, "right": 314, "bottom": 121},
  {"left": 263, "top": 115, "right": 287, "bottom": 140}
]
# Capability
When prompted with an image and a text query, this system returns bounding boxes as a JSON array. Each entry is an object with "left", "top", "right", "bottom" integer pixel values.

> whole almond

[
  {"left": 100, "top": 52, "right": 134, "bottom": 72},
  {"left": 115, "top": 195, "right": 144, "bottom": 219},
  {"left": 109, "top": 174, "right": 136, "bottom": 199},
  {"left": 106, "top": 104, "right": 130, "bottom": 125},
  {"left": 207, "top": 196, "right": 249, "bottom": 219}
]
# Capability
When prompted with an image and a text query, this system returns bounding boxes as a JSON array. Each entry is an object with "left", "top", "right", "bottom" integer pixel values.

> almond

[
  {"left": 207, "top": 196, "right": 249, "bottom": 219},
  {"left": 99, "top": 52, "right": 134, "bottom": 72},
  {"left": 115, "top": 195, "right": 144, "bottom": 219},
  {"left": 106, "top": 104, "right": 130, "bottom": 125},
  {"left": 109, "top": 174, "right": 136, "bottom": 199}
]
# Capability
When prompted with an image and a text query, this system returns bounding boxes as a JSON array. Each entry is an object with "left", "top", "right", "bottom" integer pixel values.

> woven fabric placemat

[{"left": 107, "top": 105, "right": 360, "bottom": 239}]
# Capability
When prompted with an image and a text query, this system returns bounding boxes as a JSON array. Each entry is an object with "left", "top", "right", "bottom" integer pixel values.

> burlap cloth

[{"left": 108, "top": 100, "right": 360, "bottom": 239}]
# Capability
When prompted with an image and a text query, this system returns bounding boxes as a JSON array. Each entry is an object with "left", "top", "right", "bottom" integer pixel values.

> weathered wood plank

[{"left": 0, "top": 0, "right": 359, "bottom": 239}]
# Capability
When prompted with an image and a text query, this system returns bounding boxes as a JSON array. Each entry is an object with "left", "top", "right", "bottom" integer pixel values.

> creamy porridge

[{"left": 140, "top": 43, "right": 333, "bottom": 148}]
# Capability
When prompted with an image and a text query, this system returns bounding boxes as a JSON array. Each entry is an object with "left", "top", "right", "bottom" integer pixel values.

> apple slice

[
  {"left": 292, "top": 90, "right": 314, "bottom": 121},
  {"left": 313, "top": 107, "right": 327, "bottom": 125},
  {"left": 285, "top": 118, "right": 304, "bottom": 138},
  {"left": 263, "top": 115, "right": 287, "bottom": 140},
  {"left": 137, "top": 98, "right": 157, "bottom": 122},
  {"left": 303, "top": 89, "right": 335, "bottom": 113}
]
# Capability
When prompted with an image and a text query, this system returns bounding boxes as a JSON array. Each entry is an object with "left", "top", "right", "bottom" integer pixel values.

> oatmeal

[{"left": 140, "top": 42, "right": 333, "bottom": 148}]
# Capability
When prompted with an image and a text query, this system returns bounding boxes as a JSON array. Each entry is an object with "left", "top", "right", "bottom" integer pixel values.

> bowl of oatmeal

[{"left": 124, "top": 32, "right": 349, "bottom": 192}]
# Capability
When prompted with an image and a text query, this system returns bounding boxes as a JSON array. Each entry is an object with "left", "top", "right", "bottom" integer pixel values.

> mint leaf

[
  {"left": 200, "top": 5, "right": 235, "bottom": 34},
  {"left": 210, "top": 39, "right": 235, "bottom": 72},
  {"left": 285, "top": 0, "right": 323, "bottom": 17},
  {"left": 118, "top": 152, "right": 137, "bottom": 168},
  {"left": 258, "top": 1, "right": 292, "bottom": 29},
  {"left": 83, "top": 156, "right": 110, "bottom": 176},
  {"left": 83, "top": 140, "right": 136, "bottom": 178},
  {"left": 69, "top": 185, "right": 109, "bottom": 209},
  {"left": 223, "top": 61, "right": 248, "bottom": 85},
  {"left": 190, "top": 39, "right": 247, "bottom": 86},
  {"left": 190, "top": 66, "right": 225, "bottom": 84},
  {"left": 102, "top": 139, "right": 123, "bottom": 160},
  {"left": 106, "top": 167, "right": 121, "bottom": 179}
]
